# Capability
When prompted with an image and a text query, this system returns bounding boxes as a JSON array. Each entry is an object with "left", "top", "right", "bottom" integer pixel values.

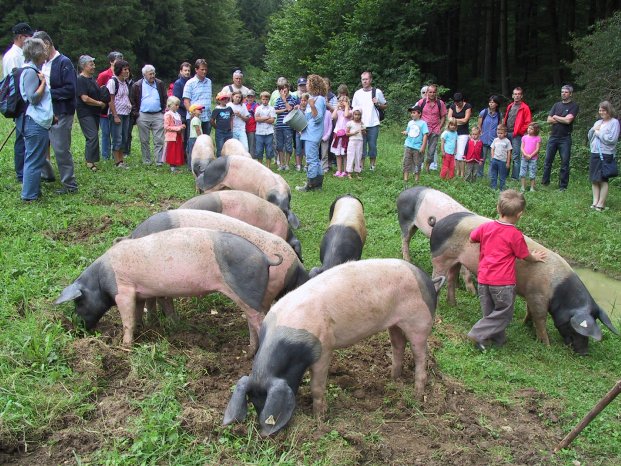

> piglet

[
  {"left": 179, "top": 190, "right": 302, "bottom": 261},
  {"left": 221, "top": 138, "right": 251, "bottom": 157},
  {"left": 223, "top": 259, "right": 445, "bottom": 436},
  {"left": 430, "top": 212, "right": 619, "bottom": 354},
  {"left": 191, "top": 134, "right": 215, "bottom": 182},
  {"left": 309, "top": 195, "right": 366, "bottom": 277},
  {"left": 197, "top": 155, "right": 300, "bottom": 229},
  {"left": 55, "top": 228, "right": 284, "bottom": 351}
]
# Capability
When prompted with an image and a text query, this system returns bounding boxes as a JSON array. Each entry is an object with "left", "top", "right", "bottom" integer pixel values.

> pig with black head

[
  {"left": 179, "top": 190, "right": 302, "bottom": 261},
  {"left": 196, "top": 155, "right": 300, "bottom": 229},
  {"left": 55, "top": 229, "right": 285, "bottom": 352},
  {"left": 224, "top": 259, "right": 445, "bottom": 436},
  {"left": 309, "top": 195, "right": 366, "bottom": 278},
  {"left": 191, "top": 134, "right": 215, "bottom": 180},
  {"left": 430, "top": 212, "right": 619, "bottom": 354},
  {"left": 397, "top": 186, "right": 475, "bottom": 293}
]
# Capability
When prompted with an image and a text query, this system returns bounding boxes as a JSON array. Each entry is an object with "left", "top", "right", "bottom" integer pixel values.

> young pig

[
  {"left": 430, "top": 212, "right": 619, "bottom": 354},
  {"left": 397, "top": 186, "right": 475, "bottom": 293},
  {"left": 223, "top": 259, "right": 445, "bottom": 436},
  {"left": 221, "top": 138, "right": 252, "bottom": 157},
  {"left": 309, "top": 195, "right": 366, "bottom": 278},
  {"left": 191, "top": 134, "right": 215, "bottom": 181},
  {"left": 55, "top": 229, "right": 284, "bottom": 351},
  {"left": 179, "top": 190, "right": 302, "bottom": 261},
  {"left": 197, "top": 155, "right": 300, "bottom": 229}
]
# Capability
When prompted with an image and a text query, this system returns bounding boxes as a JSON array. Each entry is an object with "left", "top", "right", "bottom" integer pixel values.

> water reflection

[{"left": 575, "top": 268, "right": 621, "bottom": 320}]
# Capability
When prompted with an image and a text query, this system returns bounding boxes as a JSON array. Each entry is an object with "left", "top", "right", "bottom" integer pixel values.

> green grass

[{"left": 1, "top": 115, "right": 620, "bottom": 464}]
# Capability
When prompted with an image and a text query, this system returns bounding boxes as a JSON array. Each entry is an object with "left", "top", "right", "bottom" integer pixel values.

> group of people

[
  {"left": 400, "top": 84, "right": 619, "bottom": 210},
  {"left": 3, "top": 21, "right": 618, "bottom": 206}
]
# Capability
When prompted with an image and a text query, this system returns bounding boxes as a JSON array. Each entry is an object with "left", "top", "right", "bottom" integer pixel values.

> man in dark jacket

[
  {"left": 130, "top": 64, "right": 167, "bottom": 165},
  {"left": 172, "top": 62, "right": 192, "bottom": 161},
  {"left": 33, "top": 31, "right": 78, "bottom": 194}
]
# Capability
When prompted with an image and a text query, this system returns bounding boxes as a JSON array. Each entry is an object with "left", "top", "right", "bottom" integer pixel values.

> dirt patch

[
  {"left": 44, "top": 216, "right": 116, "bottom": 243},
  {"left": 2, "top": 308, "right": 565, "bottom": 465}
]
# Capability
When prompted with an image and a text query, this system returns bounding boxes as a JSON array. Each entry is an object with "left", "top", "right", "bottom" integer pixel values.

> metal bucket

[{"left": 283, "top": 108, "right": 307, "bottom": 132}]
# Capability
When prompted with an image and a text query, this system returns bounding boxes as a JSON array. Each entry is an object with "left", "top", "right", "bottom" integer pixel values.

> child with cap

[
  {"left": 245, "top": 90, "right": 258, "bottom": 158},
  {"left": 187, "top": 104, "right": 204, "bottom": 159},
  {"left": 211, "top": 92, "right": 233, "bottom": 158},
  {"left": 401, "top": 105, "right": 428, "bottom": 187}
]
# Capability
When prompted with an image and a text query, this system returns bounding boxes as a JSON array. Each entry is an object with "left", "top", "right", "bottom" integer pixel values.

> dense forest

[{"left": 2, "top": 0, "right": 621, "bottom": 118}]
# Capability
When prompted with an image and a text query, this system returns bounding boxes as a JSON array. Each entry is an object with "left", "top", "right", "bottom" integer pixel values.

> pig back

[{"left": 328, "top": 195, "right": 367, "bottom": 243}]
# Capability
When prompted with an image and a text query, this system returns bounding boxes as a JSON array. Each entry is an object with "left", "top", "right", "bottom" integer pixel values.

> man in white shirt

[
  {"left": 2, "top": 22, "right": 33, "bottom": 183},
  {"left": 351, "top": 71, "right": 387, "bottom": 171},
  {"left": 221, "top": 69, "right": 249, "bottom": 98}
]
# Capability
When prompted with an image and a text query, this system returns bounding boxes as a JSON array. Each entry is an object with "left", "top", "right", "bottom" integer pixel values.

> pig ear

[
  {"left": 287, "top": 211, "right": 300, "bottom": 230},
  {"left": 432, "top": 276, "right": 447, "bottom": 293},
  {"left": 223, "top": 376, "right": 251, "bottom": 425},
  {"left": 54, "top": 283, "right": 82, "bottom": 305},
  {"left": 596, "top": 307, "right": 620, "bottom": 335},
  {"left": 259, "top": 378, "right": 296, "bottom": 436},
  {"left": 570, "top": 313, "right": 602, "bottom": 341}
]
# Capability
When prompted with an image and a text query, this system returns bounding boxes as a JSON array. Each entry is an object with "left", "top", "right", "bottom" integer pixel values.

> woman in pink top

[{"left": 519, "top": 123, "right": 541, "bottom": 192}]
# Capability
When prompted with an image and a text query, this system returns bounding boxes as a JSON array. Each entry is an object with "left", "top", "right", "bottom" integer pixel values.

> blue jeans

[
  {"left": 489, "top": 158, "right": 508, "bottom": 190},
  {"left": 362, "top": 124, "right": 380, "bottom": 160},
  {"left": 200, "top": 120, "right": 211, "bottom": 136},
  {"left": 478, "top": 145, "right": 491, "bottom": 177},
  {"left": 215, "top": 130, "right": 232, "bottom": 158},
  {"left": 542, "top": 135, "right": 572, "bottom": 189},
  {"left": 255, "top": 134, "right": 273, "bottom": 161},
  {"left": 275, "top": 127, "right": 293, "bottom": 153},
  {"left": 507, "top": 134, "right": 522, "bottom": 179},
  {"left": 100, "top": 116, "right": 111, "bottom": 159},
  {"left": 110, "top": 115, "right": 130, "bottom": 151},
  {"left": 304, "top": 139, "right": 321, "bottom": 179},
  {"left": 295, "top": 132, "right": 304, "bottom": 157},
  {"left": 22, "top": 116, "right": 49, "bottom": 200},
  {"left": 13, "top": 117, "right": 26, "bottom": 181}
]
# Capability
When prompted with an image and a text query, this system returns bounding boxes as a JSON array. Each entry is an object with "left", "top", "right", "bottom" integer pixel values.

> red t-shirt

[
  {"left": 470, "top": 220, "right": 530, "bottom": 286},
  {"left": 245, "top": 101, "right": 257, "bottom": 132}
]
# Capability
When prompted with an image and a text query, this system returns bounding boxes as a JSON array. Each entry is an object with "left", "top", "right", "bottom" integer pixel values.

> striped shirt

[
  {"left": 274, "top": 95, "right": 299, "bottom": 129},
  {"left": 107, "top": 77, "right": 132, "bottom": 116},
  {"left": 183, "top": 76, "right": 212, "bottom": 121}
]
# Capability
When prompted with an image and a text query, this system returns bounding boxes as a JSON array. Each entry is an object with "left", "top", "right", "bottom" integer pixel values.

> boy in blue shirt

[{"left": 401, "top": 105, "right": 428, "bottom": 187}]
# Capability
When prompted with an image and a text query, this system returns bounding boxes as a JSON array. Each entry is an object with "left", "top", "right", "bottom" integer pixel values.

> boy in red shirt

[{"left": 467, "top": 190, "right": 547, "bottom": 351}]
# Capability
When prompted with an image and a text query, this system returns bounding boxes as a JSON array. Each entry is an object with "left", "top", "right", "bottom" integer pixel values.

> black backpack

[
  {"left": 371, "top": 87, "right": 385, "bottom": 121},
  {"left": 0, "top": 65, "right": 38, "bottom": 119}
]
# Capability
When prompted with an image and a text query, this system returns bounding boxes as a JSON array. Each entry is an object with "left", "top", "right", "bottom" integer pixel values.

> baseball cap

[
  {"left": 247, "top": 89, "right": 255, "bottom": 97},
  {"left": 78, "top": 55, "right": 96, "bottom": 68},
  {"left": 216, "top": 91, "right": 231, "bottom": 101},
  {"left": 297, "top": 77, "right": 307, "bottom": 86},
  {"left": 189, "top": 104, "right": 205, "bottom": 113},
  {"left": 12, "top": 22, "right": 34, "bottom": 36},
  {"left": 408, "top": 105, "right": 422, "bottom": 113}
]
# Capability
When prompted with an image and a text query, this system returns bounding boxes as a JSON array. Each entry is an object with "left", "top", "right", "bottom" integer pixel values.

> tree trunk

[{"left": 499, "top": 0, "right": 509, "bottom": 96}]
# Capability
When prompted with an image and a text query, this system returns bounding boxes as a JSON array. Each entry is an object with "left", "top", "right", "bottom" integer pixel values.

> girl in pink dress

[
  {"left": 164, "top": 96, "right": 186, "bottom": 172},
  {"left": 330, "top": 95, "right": 351, "bottom": 177}
]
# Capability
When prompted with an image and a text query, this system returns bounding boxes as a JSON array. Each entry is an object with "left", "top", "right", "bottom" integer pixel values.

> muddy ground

[{"left": 1, "top": 305, "right": 565, "bottom": 465}]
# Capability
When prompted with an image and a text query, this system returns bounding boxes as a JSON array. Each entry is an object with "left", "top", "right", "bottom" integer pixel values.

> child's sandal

[{"left": 86, "top": 162, "right": 97, "bottom": 172}]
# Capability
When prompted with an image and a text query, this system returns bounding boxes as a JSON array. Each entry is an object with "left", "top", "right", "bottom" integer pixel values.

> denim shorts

[
  {"left": 275, "top": 127, "right": 293, "bottom": 153},
  {"left": 519, "top": 157, "right": 538, "bottom": 179}
]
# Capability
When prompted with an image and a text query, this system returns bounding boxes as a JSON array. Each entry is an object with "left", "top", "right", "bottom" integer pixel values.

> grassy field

[{"left": 1, "top": 112, "right": 620, "bottom": 465}]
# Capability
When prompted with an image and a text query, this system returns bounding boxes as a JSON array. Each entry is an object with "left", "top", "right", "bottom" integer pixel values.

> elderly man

[
  {"left": 416, "top": 84, "right": 446, "bottom": 172},
  {"left": 3, "top": 22, "right": 33, "bottom": 183},
  {"left": 542, "top": 85, "right": 579, "bottom": 191},
  {"left": 352, "top": 71, "right": 387, "bottom": 171},
  {"left": 130, "top": 64, "right": 166, "bottom": 165},
  {"left": 221, "top": 69, "right": 249, "bottom": 98},
  {"left": 97, "top": 51, "right": 123, "bottom": 160},
  {"left": 33, "top": 31, "right": 78, "bottom": 194},
  {"left": 503, "top": 87, "right": 531, "bottom": 180},
  {"left": 183, "top": 59, "right": 212, "bottom": 135}
]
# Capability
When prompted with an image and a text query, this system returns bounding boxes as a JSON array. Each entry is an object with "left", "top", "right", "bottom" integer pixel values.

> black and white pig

[
  {"left": 196, "top": 155, "right": 300, "bottom": 229},
  {"left": 430, "top": 212, "right": 619, "bottom": 354},
  {"left": 309, "top": 195, "right": 366, "bottom": 278},
  {"left": 397, "top": 186, "right": 470, "bottom": 261},
  {"left": 55, "top": 229, "right": 286, "bottom": 352},
  {"left": 221, "top": 138, "right": 251, "bottom": 157},
  {"left": 179, "top": 190, "right": 302, "bottom": 261},
  {"left": 397, "top": 186, "right": 475, "bottom": 293},
  {"left": 223, "top": 259, "right": 445, "bottom": 436},
  {"left": 191, "top": 134, "right": 215, "bottom": 180}
]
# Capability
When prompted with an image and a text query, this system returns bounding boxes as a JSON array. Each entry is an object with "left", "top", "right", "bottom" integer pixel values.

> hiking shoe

[{"left": 55, "top": 187, "right": 78, "bottom": 195}]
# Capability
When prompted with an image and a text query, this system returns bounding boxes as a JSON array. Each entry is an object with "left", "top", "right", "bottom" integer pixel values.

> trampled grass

[{"left": 1, "top": 114, "right": 620, "bottom": 464}]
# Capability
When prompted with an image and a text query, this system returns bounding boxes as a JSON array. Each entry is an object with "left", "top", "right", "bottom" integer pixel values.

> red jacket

[{"left": 503, "top": 101, "right": 531, "bottom": 137}]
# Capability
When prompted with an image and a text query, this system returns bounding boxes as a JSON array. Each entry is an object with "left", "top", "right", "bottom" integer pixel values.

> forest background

[{"left": 2, "top": 0, "right": 621, "bottom": 129}]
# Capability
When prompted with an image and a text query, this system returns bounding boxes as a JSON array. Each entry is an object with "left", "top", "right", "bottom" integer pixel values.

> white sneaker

[{"left": 429, "top": 163, "right": 438, "bottom": 170}]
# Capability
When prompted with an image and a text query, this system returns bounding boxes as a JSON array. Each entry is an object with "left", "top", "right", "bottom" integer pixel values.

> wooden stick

[{"left": 554, "top": 379, "right": 621, "bottom": 452}]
